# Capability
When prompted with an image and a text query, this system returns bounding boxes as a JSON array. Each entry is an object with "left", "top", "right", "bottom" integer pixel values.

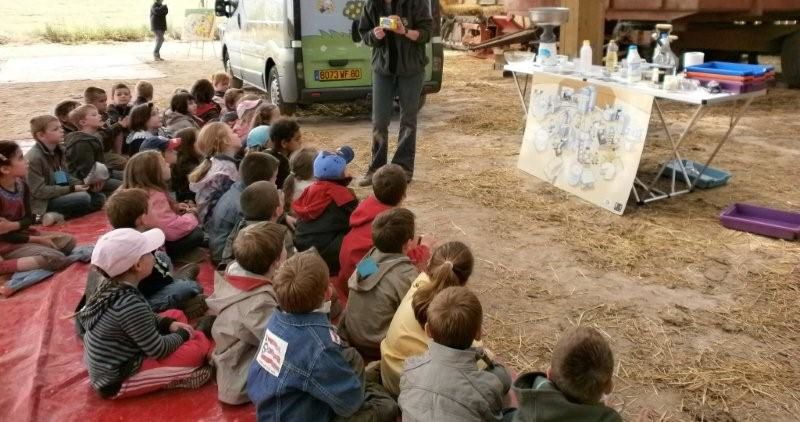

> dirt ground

[{"left": 1, "top": 43, "right": 798, "bottom": 421}]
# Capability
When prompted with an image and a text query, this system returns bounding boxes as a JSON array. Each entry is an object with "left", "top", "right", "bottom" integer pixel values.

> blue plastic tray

[
  {"left": 663, "top": 159, "right": 731, "bottom": 189},
  {"left": 685, "top": 62, "right": 774, "bottom": 77}
]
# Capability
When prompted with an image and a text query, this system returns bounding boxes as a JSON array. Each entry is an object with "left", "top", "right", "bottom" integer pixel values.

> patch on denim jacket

[{"left": 257, "top": 329, "right": 288, "bottom": 377}]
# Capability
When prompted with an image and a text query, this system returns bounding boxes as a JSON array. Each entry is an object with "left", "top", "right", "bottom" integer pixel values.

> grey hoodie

[
  {"left": 338, "top": 247, "right": 418, "bottom": 359},
  {"left": 206, "top": 262, "right": 278, "bottom": 404},
  {"left": 64, "top": 130, "right": 104, "bottom": 180}
]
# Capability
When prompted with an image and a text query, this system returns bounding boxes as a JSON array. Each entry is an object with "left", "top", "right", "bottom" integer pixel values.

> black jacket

[
  {"left": 358, "top": 0, "right": 432, "bottom": 76},
  {"left": 64, "top": 131, "right": 105, "bottom": 180},
  {"left": 151, "top": 2, "right": 169, "bottom": 31}
]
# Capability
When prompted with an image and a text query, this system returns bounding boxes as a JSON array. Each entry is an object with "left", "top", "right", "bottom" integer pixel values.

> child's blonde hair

[
  {"left": 189, "top": 122, "right": 234, "bottom": 183},
  {"left": 30, "top": 115, "right": 59, "bottom": 140},
  {"left": 283, "top": 147, "right": 317, "bottom": 208},
  {"left": 122, "top": 150, "right": 169, "bottom": 192},
  {"left": 211, "top": 72, "right": 231, "bottom": 86},
  {"left": 69, "top": 104, "right": 97, "bottom": 128}
]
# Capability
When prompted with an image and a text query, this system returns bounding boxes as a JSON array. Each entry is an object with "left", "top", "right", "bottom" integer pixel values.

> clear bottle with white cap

[{"left": 580, "top": 40, "right": 593, "bottom": 75}]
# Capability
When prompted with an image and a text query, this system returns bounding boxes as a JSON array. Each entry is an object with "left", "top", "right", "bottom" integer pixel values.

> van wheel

[
  {"left": 268, "top": 67, "right": 297, "bottom": 115},
  {"left": 224, "top": 51, "right": 243, "bottom": 88},
  {"left": 781, "top": 31, "right": 800, "bottom": 88}
]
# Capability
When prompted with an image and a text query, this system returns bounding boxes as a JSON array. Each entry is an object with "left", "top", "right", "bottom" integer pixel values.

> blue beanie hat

[
  {"left": 313, "top": 146, "right": 355, "bottom": 179},
  {"left": 246, "top": 125, "right": 271, "bottom": 148}
]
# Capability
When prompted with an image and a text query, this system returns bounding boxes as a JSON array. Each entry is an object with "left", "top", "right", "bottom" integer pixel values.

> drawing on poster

[{"left": 517, "top": 73, "right": 654, "bottom": 215}]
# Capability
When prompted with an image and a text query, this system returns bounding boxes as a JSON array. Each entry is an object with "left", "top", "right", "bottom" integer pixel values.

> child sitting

[
  {"left": 222, "top": 88, "right": 244, "bottom": 114},
  {"left": 246, "top": 250, "right": 398, "bottom": 421},
  {"left": 337, "top": 164, "right": 430, "bottom": 303},
  {"left": 508, "top": 327, "right": 621, "bottom": 421},
  {"left": 99, "top": 123, "right": 128, "bottom": 172},
  {"left": 140, "top": 135, "right": 180, "bottom": 165},
  {"left": 219, "top": 181, "right": 287, "bottom": 269},
  {"left": 398, "top": 286, "right": 511, "bottom": 422},
  {"left": 122, "top": 151, "right": 204, "bottom": 261},
  {"left": 191, "top": 79, "right": 221, "bottom": 125},
  {"left": 84, "top": 87, "right": 108, "bottom": 121},
  {"left": 54, "top": 100, "right": 80, "bottom": 135},
  {"left": 107, "top": 83, "right": 133, "bottom": 126},
  {"left": 64, "top": 105, "right": 121, "bottom": 194},
  {"left": 170, "top": 127, "right": 201, "bottom": 203},
  {"left": 212, "top": 72, "right": 231, "bottom": 99},
  {"left": 380, "top": 241, "right": 475, "bottom": 396},
  {"left": 134, "top": 81, "right": 154, "bottom": 106},
  {"left": 74, "top": 188, "right": 205, "bottom": 329},
  {"left": 250, "top": 103, "right": 280, "bottom": 130},
  {"left": 208, "top": 151, "right": 278, "bottom": 264},
  {"left": 26, "top": 115, "right": 105, "bottom": 222},
  {"left": 233, "top": 98, "right": 263, "bottom": 142},
  {"left": 338, "top": 208, "right": 420, "bottom": 360},
  {"left": 77, "top": 227, "right": 214, "bottom": 399},
  {"left": 282, "top": 147, "right": 317, "bottom": 208},
  {"left": 207, "top": 222, "right": 288, "bottom": 404},
  {"left": 244, "top": 125, "right": 270, "bottom": 153},
  {"left": 267, "top": 118, "right": 304, "bottom": 189},
  {"left": 165, "top": 92, "right": 202, "bottom": 135},
  {"left": 127, "top": 102, "right": 168, "bottom": 155},
  {"left": 189, "top": 122, "right": 240, "bottom": 224},
  {"left": 292, "top": 148, "right": 358, "bottom": 276},
  {"left": 0, "top": 141, "right": 80, "bottom": 297}
]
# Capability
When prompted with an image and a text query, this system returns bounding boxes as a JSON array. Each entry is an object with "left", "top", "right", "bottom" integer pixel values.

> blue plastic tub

[
  {"left": 685, "top": 62, "right": 774, "bottom": 78},
  {"left": 663, "top": 159, "right": 731, "bottom": 189}
]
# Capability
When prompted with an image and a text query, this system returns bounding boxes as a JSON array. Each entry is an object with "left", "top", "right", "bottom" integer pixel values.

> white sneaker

[{"left": 41, "top": 212, "right": 65, "bottom": 227}]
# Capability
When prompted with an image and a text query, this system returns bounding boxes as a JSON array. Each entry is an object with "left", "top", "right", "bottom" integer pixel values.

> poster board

[
  {"left": 182, "top": 9, "right": 216, "bottom": 41},
  {"left": 517, "top": 73, "right": 654, "bottom": 215}
]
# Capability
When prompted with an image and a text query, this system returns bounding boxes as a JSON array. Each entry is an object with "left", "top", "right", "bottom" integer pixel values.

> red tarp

[{"left": 0, "top": 212, "right": 255, "bottom": 421}]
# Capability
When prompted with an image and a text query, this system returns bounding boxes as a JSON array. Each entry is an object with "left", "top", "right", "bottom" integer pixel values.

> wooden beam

[{"left": 560, "top": 0, "right": 605, "bottom": 64}]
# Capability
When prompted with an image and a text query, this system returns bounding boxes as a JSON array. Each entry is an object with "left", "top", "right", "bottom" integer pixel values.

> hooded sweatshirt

[
  {"left": 64, "top": 131, "right": 105, "bottom": 180},
  {"left": 165, "top": 110, "right": 201, "bottom": 136},
  {"left": 190, "top": 155, "right": 239, "bottom": 224},
  {"left": 508, "top": 372, "right": 622, "bottom": 422},
  {"left": 338, "top": 247, "right": 418, "bottom": 360},
  {"left": 336, "top": 195, "right": 430, "bottom": 305},
  {"left": 77, "top": 276, "right": 189, "bottom": 398},
  {"left": 207, "top": 262, "right": 278, "bottom": 404},
  {"left": 292, "top": 180, "right": 358, "bottom": 275}
]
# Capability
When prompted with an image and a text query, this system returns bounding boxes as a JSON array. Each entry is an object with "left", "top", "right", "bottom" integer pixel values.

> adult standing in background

[
  {"left": 151, "top": 0, "right": 169, "bottom": 61},
  {"left": 358, "top": 0, "right": 432, "bottom": 186}
]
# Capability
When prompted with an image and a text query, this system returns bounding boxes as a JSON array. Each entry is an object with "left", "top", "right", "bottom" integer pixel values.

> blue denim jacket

[
  {"left": 247, "top": 310, "right": 364, "bottom": 422},
  {"left": 207, "top": 181, "right": 244, "bottom": 263}
]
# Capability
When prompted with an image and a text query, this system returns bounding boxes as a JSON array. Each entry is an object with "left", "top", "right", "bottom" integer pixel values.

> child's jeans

[
  {"left": 47, "top": 192, "right": 105, "bottom": 218},
  {"left": 113, "top": 310, "right": 213, "bottom": 399},
  {"left": 147, "top": 279, "right": 203, "bottom": 312}
]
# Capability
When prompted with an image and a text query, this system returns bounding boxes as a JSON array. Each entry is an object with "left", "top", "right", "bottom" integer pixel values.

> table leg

[
  {"left": 690, "top": 96, "right": 755, "bottom": 192},
  {"left": 511, "top": 71, "right": 529, "bottom": 117},
  {"left": 640, "top": 102, "right": 705, "bottom": 201}
]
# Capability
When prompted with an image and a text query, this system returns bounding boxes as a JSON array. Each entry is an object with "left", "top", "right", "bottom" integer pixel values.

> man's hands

[{"left": 373, "top": 27, "right": 386, "bottom": 40}]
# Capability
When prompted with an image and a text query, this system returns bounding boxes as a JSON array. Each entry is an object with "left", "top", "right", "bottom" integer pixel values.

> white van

[{"left": 215, "top": 0, "right": 443, "bottom": 114}]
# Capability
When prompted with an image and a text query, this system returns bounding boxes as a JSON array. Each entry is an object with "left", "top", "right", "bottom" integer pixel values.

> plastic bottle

[
  {"left": 580, "top": 40, "right": 593, "bottom": 75},
  {"left": 627, "top": 45, "right": 642, "bottom": 83},
  {"left": 605, "top": 40, "right": 619, "bottom": 72}
]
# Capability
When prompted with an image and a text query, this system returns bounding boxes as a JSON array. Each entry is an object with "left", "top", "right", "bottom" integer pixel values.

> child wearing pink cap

[{"left": 77, "top": 228, "right": 215, "bottom": 399}]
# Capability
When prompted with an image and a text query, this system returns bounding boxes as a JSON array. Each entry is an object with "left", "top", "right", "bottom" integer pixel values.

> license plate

[{"left": 314, "top": 68, "right": 362, "bottom": 81}]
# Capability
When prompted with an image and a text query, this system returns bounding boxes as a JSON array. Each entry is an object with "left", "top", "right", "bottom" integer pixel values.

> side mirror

[{"left": 215, "top": 0, "right": 238, "bottom": 18}]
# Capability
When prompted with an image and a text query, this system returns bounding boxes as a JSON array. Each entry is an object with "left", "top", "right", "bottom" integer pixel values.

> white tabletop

[{"left": 504, "top": 62, "right": 767, "bottom": 105}]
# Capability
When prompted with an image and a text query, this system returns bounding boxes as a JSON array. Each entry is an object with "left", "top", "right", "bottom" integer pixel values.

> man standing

[
  {"left": 151, "top": 0, "right": 169, "bottom": 61},
  {"left": 358, "top": 0, "right": 432, "bottom": 185}
]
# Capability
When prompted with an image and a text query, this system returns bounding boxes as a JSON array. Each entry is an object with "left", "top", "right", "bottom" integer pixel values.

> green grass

[
  {"left": 40, "top": 24, "right": 153, "bottom": 43},
  {"left": 0, "top": 0, "right": 206, "bottom": 43}
]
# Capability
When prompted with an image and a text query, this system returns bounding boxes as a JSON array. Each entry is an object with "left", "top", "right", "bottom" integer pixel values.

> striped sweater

[{"left": 78, "top": 278, "right": 189, "bottom": 398}]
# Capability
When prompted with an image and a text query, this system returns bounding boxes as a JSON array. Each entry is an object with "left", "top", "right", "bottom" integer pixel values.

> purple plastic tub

[{"left": 720, "top": 203, "right": 800, "bottom": 240}]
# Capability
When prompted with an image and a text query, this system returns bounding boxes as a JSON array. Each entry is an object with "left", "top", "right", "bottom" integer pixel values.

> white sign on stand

[{"left": 517, "top": 72, "right": 654, "bottom": 215}]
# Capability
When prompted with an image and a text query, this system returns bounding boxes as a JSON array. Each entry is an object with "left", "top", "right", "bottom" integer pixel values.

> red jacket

[{"left": 335, "top": 195, "right": 430, "bottom": 305}]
